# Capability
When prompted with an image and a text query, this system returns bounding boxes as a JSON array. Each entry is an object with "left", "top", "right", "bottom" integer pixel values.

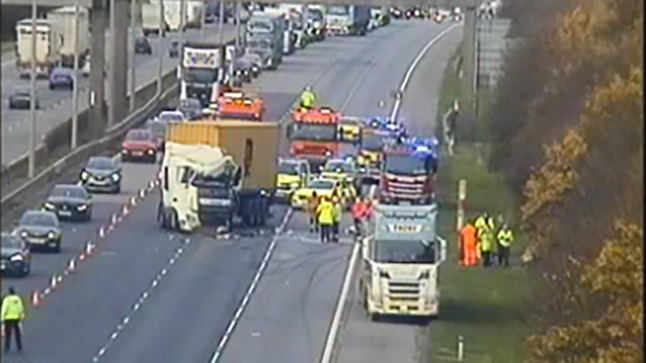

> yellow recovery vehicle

[{"left": 159, "top": 120, "right": 280, "bottom": 232}]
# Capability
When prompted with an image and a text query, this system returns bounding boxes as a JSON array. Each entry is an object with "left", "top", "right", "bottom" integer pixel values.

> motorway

[
  {"left": 0, "top": 19, "right": 461, "bottom": 363},
  {"left": 0, "top": 24, "right": 237, "bottom": 164}
]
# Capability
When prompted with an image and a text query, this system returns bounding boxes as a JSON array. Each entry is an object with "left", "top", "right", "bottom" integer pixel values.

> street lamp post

[
  {"left": 28, "top": 0, "right": 37, "bottom": 178},
  {"left": 157, "top": 0, "right": 164, "bottom": 94},
  {"left": 218, "top": 0, "right": 224, "bottom": 44},
  {"left": 129, "top": 0, "right": 136, "bottom": 111},
  {"left": 71, "top": 0, "right": 80, "bottom": 149}
]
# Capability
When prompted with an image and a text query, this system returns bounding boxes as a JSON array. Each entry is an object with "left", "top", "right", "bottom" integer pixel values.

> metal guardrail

[{"left": 1, "top": 83, "right": 178, "bottom": 215}]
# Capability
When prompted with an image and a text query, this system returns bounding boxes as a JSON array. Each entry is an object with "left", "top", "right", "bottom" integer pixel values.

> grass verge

[{"left": 422, "top": 45, "right": 534, "bottom": 363}]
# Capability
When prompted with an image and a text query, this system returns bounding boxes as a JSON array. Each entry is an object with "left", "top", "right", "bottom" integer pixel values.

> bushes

[{"left": 485, "top": 0, "right": 643, "bottom": 360}]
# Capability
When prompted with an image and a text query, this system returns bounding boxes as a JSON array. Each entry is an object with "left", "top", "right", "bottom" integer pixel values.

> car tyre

[{"left": 22, "top": 263, "right": 31, "bottom": 277}]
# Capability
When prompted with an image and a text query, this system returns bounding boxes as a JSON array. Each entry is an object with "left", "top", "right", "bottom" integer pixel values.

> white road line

[
  {"left": 390, "top": 24, "right": 460, "bottom": 122},
  {"left": 321, "top": 24, "right": 460, "bottom": 363},
  {"left": 91, "top": 237, "right": 192, "bottom": 362},
  {"left": 208, "top": 208, "right": 293, "bottom": 363}
]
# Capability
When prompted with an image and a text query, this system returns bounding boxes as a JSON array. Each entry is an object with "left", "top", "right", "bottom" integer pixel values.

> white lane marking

[
  {"left": 340, "top": 30, "right": 404, "bottom": 113},
  {"left": 321, "top": 24, "right": 459, "bottom": 363},
  {"left": 91, "top": 236, "right": 192, "bottom": 362},
  {"left": 390, "top": 24, "right": 460, "bottom": 121},
  {"left": 208, "top": 208, "right": 293, "bottom": 363}
]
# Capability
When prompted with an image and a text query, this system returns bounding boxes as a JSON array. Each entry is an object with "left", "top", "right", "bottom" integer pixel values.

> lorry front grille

[{"left": 388, "top": 281, "right": 420, "bottom": 296}]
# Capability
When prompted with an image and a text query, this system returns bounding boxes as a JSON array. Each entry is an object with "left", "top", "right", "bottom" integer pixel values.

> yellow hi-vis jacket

[
  {"left": 316, "top": 201, "right": 335, "bottom": 225},
  {"left": 498, "top": 228, "right": 514, "bottom": 247},
  {"left": 333, "top": 202, "right": 342, "bottom": 223},
  {"left": 1, "top": 295, "right": 25, "bottom": 321},
  {"left": 300, "top": 91, "right": 316, "bottom": 108}
]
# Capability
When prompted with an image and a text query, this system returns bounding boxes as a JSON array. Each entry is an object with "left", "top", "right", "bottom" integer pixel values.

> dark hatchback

[
  {"left": 80, "top": 156, "right": 122, "bottom": 193},
  {"left": 14, "top": 210, "right": 63, "bottom": 252},
  {"left": 49, "top": 68, "right": 74, "bottom": 90},
  {"left": 8, "top": 88, "right": 40, "bottom": 110},
  {"left": 43, "top": 184, "right": 93, "bottom": 221},
  {"left": 135, "top": 37, "right": 153, "bottom": 55},
  {"left": 1, "top": 233, "right": 32, "bottom": 277}
]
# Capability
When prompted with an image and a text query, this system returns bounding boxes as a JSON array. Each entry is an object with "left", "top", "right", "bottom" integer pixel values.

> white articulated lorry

[
  {"left": 142, "top": 0, "right": 167, "bottom": 36},
  {"left": 15, "top": 19, "right": 63, "bottom": 78},
  {"left": 359, "top": 203, "right": 446, "bottom": 319},
  {"left": 47, "top": 6, "right": 90, "bottom": 68},
  {"left": 159, "top": 121, "right": 280, "bottom": 233},
  {"left": 178, "top": 42, "right": 225, "bottom": 107}
]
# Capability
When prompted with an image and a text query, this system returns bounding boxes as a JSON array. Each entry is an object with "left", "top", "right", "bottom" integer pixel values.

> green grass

[{"left": 422, "top": 44, "right": 534, "bottom": 363}]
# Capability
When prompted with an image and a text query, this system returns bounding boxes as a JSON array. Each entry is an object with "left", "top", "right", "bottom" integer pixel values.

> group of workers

[
  {"left": 460, "top": 213, "right": 514, "bottom": 268},
  {"left": 307, "top": 192, "right": 373, "bottom": 243}
]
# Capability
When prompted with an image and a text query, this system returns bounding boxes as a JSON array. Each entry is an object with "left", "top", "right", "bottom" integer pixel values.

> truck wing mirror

[
  {"left": 438, "top": 237, "right": 447, "bottom": 263},
  {"left": 286, "top": 124, "right": 294, "bottom": 139}
]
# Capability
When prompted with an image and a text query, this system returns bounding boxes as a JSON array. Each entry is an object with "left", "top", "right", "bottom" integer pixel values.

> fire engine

[
  {"left": 379, "top": 141, "right": 438, "bottom": 205},
  {"left": 286, "top": 106, "right": 341, "bottom": 170},
  {"left": 216, "top": 89, "right": 265, "bottom": 121}
]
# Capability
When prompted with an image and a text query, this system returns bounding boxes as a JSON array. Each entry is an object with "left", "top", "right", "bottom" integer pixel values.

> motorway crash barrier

[
  {"left": 0, "top": 73, "right": 177, "bottom": 217},
  {"left": 1, "top": 35, "right": 238, "bottom": 216}
]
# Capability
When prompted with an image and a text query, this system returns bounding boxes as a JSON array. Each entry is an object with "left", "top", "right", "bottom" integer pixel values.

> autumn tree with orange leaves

[{"left": 487, "top": 0, "right": 643, "bottom": 361}]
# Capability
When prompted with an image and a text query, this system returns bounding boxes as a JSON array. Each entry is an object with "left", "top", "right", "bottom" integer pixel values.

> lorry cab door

[{"left": 175, "top": 165, "right": 197, "bottom": 214}]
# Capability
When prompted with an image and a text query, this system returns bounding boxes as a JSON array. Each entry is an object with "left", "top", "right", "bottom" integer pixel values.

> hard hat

[
  {"left": 332, "top": 196, "right": 339, "bottom": 203},
  {"left": 305, "top": 86, "right": 313, "bottom": 92}
]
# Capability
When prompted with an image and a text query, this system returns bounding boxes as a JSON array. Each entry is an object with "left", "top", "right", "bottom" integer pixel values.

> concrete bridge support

[
  {"left": 89, "top": 0, "right": 107, "bottom": 135},
  {"left": 108, "top": 0, "right": 128, "bottom": 127}
]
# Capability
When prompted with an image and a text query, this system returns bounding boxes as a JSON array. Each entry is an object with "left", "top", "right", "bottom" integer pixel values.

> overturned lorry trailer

[
  {"left": 159, "top": 121, "right": 280, "bottom": 233},
  {"left": 359, "top": 203, "right": 446, "bottom": 319}
]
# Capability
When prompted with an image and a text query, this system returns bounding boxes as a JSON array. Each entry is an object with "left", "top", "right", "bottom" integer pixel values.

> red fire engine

[{"left": 287, "top": 107, "right": 341, "bottom": 168}]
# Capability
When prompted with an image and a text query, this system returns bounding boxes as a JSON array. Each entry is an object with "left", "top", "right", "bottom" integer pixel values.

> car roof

[
  {"left": 53, "top": 183, "right": 85, "bottom": 190},
  {"left": 22, "top": 210, "right": 56, "bottom": 218}
]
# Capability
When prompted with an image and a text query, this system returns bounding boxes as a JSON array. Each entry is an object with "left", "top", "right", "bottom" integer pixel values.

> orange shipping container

[{"left": 166, "top": 120, "right": 280, "bottom": 191}]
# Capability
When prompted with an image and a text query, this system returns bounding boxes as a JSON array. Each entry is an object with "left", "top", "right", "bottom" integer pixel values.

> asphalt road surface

[
  {"left": 332, "top": 24, "right": 464, "bottom": 363},
  {"left": 0, "top": 24, "right": 237, "bottom": 164},
  {"left": 0, "top": 20, "right": 459, "bottom": 363}
]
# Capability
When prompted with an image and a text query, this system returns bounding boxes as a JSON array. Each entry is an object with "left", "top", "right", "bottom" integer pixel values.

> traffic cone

[
  {"left": 50, "top": 275, "right": 58, "bottom": 289},
  {"left": 139, "top": 189, "right": 146, "bottom": 198},
  {"left": 98, "top": 226, "right": 106, "bottom": 239},
  {"left": 86, "top": 242, "right": 95, "bottom": 255},
  {"left": 122, "top": 204, "right": 129, "bottom": 216},
  {"left": 79, "top": 252, "right": 86, "bottom": 261},
  {"left": 31, "top": 291, "right": 41, "bottom": 306},
  {"left": 68, "top": 258, "right": 76, "bottom": 272},
  {"left": 130, "top": 197, "right": 137, "bottom": 206}
]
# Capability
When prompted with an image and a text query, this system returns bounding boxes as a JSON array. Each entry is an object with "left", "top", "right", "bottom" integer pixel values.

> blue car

[{"left": 49, "top": 68, "right": 74, "bottom": 90}]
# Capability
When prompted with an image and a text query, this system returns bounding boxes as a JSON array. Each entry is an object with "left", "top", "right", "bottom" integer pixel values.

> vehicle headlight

[
  {"left": 47, "top": 232, "right": 56, "bottom": 240},
  {"left": 290, "top": 182, "right": 300, "bottom": 189},
  {"left": 10, "top": 254, "right": 24, "bottom": 262},
  {"left": 81, "top": 171, "right": 89, "bottom": 180},
  {"left": 77, "top": 204, "right": 88, "bottom": 211},
  {"left": 148, "top": 149, "right": 155, "bottom": 154},
  {"left": 21, "top": 231, "right": 28, "bottom": 238},
  {"left": 43, "top": 202, "right": 55, "bottom": 210},
  {"left": 111, "top": 173, "right": 120, "bottom": 182}
]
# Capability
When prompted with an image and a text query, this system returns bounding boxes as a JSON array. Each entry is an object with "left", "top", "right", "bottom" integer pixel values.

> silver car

[{"left": 14, "top": 210, "right": 63, "bottom": 253}]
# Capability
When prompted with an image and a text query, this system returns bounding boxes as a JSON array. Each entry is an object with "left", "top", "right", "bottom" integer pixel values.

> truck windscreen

[
  {"left": 328, "top": 6, "right": 349, "bottom": 15},
  {"left": 248, "top": 20, "right": 273, "bottom": 32},
  {"left": 362, "top": 134, "right": 386, "bottom": 151},
  {"left": 291, "top": 123, "right": 337, "bottom": 141},
  {"left": 373, "top": 239, "right": 437, "bottom": 264},
  {"left": 384, "top": 154, "right": 428, "bottom": 176},
  {"left": 184, "top": 68, "right": 217, "bottom": 83}
]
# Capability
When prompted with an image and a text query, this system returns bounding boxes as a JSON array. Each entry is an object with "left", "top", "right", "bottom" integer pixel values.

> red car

[{"left": 121, "top": 129, "right": 157, "bottom": 163}]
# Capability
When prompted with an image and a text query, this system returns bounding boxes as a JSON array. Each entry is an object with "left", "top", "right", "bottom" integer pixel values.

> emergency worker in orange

[
  {"left": 460, "top": 221, "right": 478, "bottom": 266},
  {"left": 307, "top": 192, "right": 320, "bottom": 233}
]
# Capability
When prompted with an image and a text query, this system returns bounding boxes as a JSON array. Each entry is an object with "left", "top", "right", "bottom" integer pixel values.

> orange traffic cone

[
  {"left": 31, "top": 291, "right": 41, "bottom": 306},
  {"left": 68, "top": 258, "right": 76, "bottom": 272}
]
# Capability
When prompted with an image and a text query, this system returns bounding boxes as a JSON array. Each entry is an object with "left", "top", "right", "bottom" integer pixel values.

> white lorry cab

[{"left": 359, "top": 203, "right": 446, "bottom": 319}]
